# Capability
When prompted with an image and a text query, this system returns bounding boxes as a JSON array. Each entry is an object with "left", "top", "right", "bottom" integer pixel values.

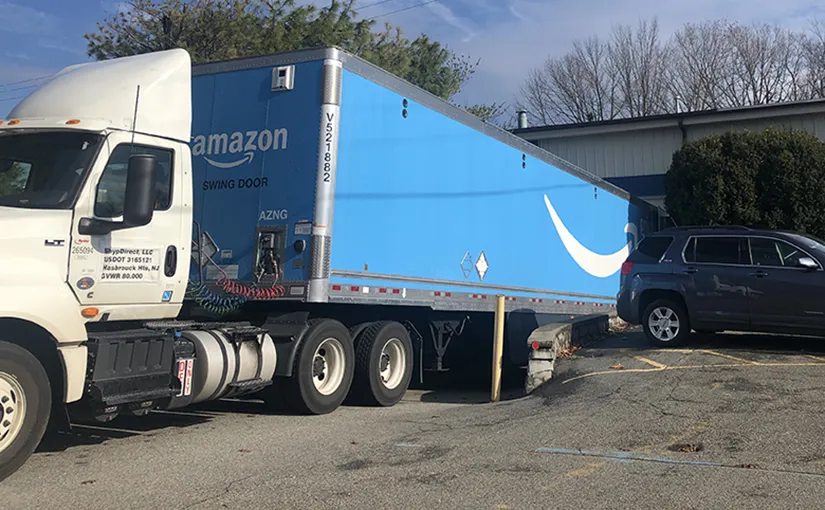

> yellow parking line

[
  {"left": 698, "top": 349, "right": 761, "bottom": 365},
  {"left": 561, "top": 361, "right": 825, "bottom": 384},
  {"left": 805, "top": 354, "right": 825, "bottom": 363},
  {"left": 634, "top": 356, "right": 668, "bottom": 369},
  {"left": 561, "top": 367, "right": 666, "bottom": 383}
]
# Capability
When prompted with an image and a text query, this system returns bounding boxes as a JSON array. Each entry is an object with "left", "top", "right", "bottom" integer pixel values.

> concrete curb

[{"left": 524, "top": 314, "right": 611, "bottom": 394}]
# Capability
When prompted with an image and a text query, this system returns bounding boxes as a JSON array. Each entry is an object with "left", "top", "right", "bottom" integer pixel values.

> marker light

[
  {"left": 7, "top": 120, "right": 19, "bottom": 125},
  {"left": 66, "top": 119, "right": 81, "bottom": 125},
  {"left": 81, "top": 307, "right": 99, "bottom": 318}
]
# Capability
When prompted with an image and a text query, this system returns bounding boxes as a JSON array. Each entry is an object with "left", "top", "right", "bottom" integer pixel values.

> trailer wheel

[
  {"left": 349, "top": 321, "right": 413, "bottom": 407},
  {"left": 0, "top": 341, "right": 51, "bottom": 482},
  {"left": 267, "top": 319, "right": 354, "bottom": 415}
]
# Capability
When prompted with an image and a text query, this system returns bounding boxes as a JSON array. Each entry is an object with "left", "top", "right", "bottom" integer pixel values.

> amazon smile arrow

[{"left": 543, "top": 194, "right": 637, "bottom": 278}]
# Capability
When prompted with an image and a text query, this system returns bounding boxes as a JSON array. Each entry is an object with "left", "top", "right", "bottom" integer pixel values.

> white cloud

[
  {"left": 38, "top": 41, "right": 88, "bottom": 57},
  {"left": 0, "top": 63, "right": 54, "bottom": 83},
  {"left": 376, "top": 0, "right": 825, "bottom": 117},
  {"left": 0, "top": 1, "right": 87, "bottom": 57},
  {"left": 0, "top": 1, "right": 57, "bottom": 35},
  {"left": 423, "top": 1, "right": 476, "bottom": 42},
  {"left": 508, "top": 5, "right": 526, "bottom": 22},
  {"left": 4, "top": 51, "right": 30, "bottom": 60}
]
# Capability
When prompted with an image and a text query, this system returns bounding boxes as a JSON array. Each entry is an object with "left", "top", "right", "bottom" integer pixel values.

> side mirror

[
  {"left": 78, "top": 154, "right": 157, "bottom": 236},
  {"left": 123, "top": 154, "right": 157, "bottom": 228},
  {"left": 798, "top": 257, "right": 819, "bottom": 270}
]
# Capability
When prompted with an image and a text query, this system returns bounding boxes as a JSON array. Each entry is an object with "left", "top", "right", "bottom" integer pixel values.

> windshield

[{"left": 0, "top": 131, "right": 103, "bottom": 209}]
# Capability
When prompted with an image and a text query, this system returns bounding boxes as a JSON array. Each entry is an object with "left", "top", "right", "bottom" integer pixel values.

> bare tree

[
  {"left": 574, "top": 36, "right": 619, "bottom": 121},
  {"left": 518, "top": 67, "right": 556, "bottom": 126},
  {"left": 609, "top": 18, "right": 671, "bottom": 117},
  {"left": 518, "top": 16, "right": 825, "bottom": 125},
  {"left": 803, "top": 18, "right": 825, "bottom": 98},
  {"left": 666, "top": 20, "right": 734, "bottom": 111},
  {"left": 518, "top": 35, "right": 617, "bottom": 124},
  {"left": 724, "top": 22, "right": 802, "bottom": 105}
]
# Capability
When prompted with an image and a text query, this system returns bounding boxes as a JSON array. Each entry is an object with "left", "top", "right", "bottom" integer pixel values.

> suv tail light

[{"left": 621, "top": 261, "right": 634, "bottom": 275}]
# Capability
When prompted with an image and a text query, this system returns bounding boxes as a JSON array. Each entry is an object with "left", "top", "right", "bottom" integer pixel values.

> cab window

[{"left": 94, "top": 144, "right": 173, "bottom": 218}]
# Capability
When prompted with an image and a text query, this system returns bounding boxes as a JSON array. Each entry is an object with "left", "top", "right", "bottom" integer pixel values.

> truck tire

[
  {"left": 0, "top": 341, "right": 51, "bottom": 482},
  {"left": 266, "top": 319, "right": 354, "bottom": 415},
  {"left": 348, "top": 321, "right": 413, "bottom": 407},
  {"left": 642, "top": 298, "right": 690, "bottom": 347}
]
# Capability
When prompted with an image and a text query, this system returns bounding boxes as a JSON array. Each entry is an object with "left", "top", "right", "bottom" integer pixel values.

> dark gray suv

[{"left": 617, "top": 226, "right": 825, "bottom": 346}]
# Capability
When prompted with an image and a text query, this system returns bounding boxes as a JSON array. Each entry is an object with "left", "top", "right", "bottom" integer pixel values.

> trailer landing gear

[{"left": 425, "top": 317, "right": 470, "bottom": 373}]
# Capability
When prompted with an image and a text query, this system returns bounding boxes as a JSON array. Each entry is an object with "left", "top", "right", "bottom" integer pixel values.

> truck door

[{"left": 68, "top": 133, "right": 188, "bottom": 312}]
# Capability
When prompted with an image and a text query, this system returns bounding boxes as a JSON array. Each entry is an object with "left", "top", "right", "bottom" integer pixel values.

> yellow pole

[{"left": 491, "top": 294, "right": 506, "bottom": 402}]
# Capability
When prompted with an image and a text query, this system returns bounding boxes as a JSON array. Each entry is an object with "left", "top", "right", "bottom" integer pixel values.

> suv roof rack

[{"left": 659, "top": 225, "right": 752, "bottom": 232}]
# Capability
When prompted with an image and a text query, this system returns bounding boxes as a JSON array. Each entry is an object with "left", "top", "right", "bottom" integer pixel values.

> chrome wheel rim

[
  {"left": 312, "top": 338, "right": 346, "bottom": 396},
  {"left": 649, "top": 306, "right": 680, "bottom": 342},
  {"left": 0, "top": 372, "right": 26, "bottom": 455},
  {"left": 379, "top": 338, "right": 406, "bottom": 390}
]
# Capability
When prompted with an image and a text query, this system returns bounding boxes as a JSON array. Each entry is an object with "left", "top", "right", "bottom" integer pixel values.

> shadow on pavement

[
  {"left": 35, "top": 345, "right": 527, "bottom": 454},
  {"left": 597, "top": 327, "right": 825, "bottom": 356},
  {"left": 37, "top": 409, "right": 213, "bottom": 453}
]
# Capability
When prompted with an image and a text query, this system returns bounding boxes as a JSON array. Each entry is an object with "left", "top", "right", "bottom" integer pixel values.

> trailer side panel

[{"left": 332, "top": 69, "right": 654, "bottom": 300}]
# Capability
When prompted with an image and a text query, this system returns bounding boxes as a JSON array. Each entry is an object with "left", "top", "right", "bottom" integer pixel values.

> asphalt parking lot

[{"left": 4, "top": 327, "right": 825, "bottom": 509}]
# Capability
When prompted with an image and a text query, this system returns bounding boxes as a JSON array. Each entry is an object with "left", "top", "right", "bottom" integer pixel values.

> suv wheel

[{"left": 642, "top": 298, "right": 690, "bottom": 347}]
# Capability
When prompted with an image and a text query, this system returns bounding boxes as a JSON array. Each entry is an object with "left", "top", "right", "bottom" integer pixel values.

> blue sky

[{"left": 3, "top": 0, "right": 825, "bottom": 119}]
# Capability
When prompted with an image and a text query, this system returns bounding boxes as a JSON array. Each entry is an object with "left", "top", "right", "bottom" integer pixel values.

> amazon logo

[
  {"left": 543, "top": 194, "right": 638, "bottom": 278},
  {"left": 191, "top": 128, "right": 289, "bottom": 169}
]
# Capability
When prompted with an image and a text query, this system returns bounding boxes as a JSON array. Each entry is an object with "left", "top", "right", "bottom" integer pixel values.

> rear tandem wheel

[{"left": 348, "top": 321, "right": 414, "bottom": 407}]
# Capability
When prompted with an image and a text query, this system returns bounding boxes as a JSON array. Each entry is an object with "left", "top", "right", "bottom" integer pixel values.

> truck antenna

[{"left": 130, "top": 85, "right": 141, "bottom": 149}]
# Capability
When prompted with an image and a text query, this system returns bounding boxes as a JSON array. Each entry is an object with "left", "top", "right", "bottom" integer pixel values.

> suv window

[
  {"left": 684, "top": 236, "right": 747, "bottom": 265},
  {"left": 750, "top": 237, "right": 812, "bottom": 267},
  {"left": 628, "top": 236, "right": 673, "bottom": 263},
  {"left": 95, "top": 144, "right": 173, "bottom": 218}
]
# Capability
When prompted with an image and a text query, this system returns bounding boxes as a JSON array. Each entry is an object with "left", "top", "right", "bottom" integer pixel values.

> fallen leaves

[
  {"left": 610, "top": 363, "right": 625, "bottom": 370},
  {"left": 608, "top": 317, "right": 634, "bottom": 334},
  {"left": 557, "top": 345, "right": 581, "bottom": 359}
]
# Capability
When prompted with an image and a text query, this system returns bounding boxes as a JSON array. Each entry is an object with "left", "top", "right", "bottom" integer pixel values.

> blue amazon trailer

[
  {"left": 0, "top": 46, "right": 666, "bottom": 480},
  {"left": 185, "top": 47, "right": 659, "bottom": 402}
]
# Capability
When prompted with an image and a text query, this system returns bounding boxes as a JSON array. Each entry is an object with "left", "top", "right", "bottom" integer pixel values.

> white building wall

[
  {"left": 521, "top": 107, "right": 825, "bottom": 223},
  {"left": 536, "top": 127, "right": 683, "bottom": 180},
  {"left": 531, "top": 110, "right": 825, "bottom": 183}
]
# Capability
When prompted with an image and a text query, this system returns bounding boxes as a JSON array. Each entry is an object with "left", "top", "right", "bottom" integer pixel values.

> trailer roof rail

[{"left": 660, "top": 225, "right": 752, "bottom": 232}]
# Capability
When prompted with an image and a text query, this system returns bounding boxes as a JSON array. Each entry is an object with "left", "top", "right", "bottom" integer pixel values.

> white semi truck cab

[{"left": 0, "top": 50, "right": 200, "bottom": 480}]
